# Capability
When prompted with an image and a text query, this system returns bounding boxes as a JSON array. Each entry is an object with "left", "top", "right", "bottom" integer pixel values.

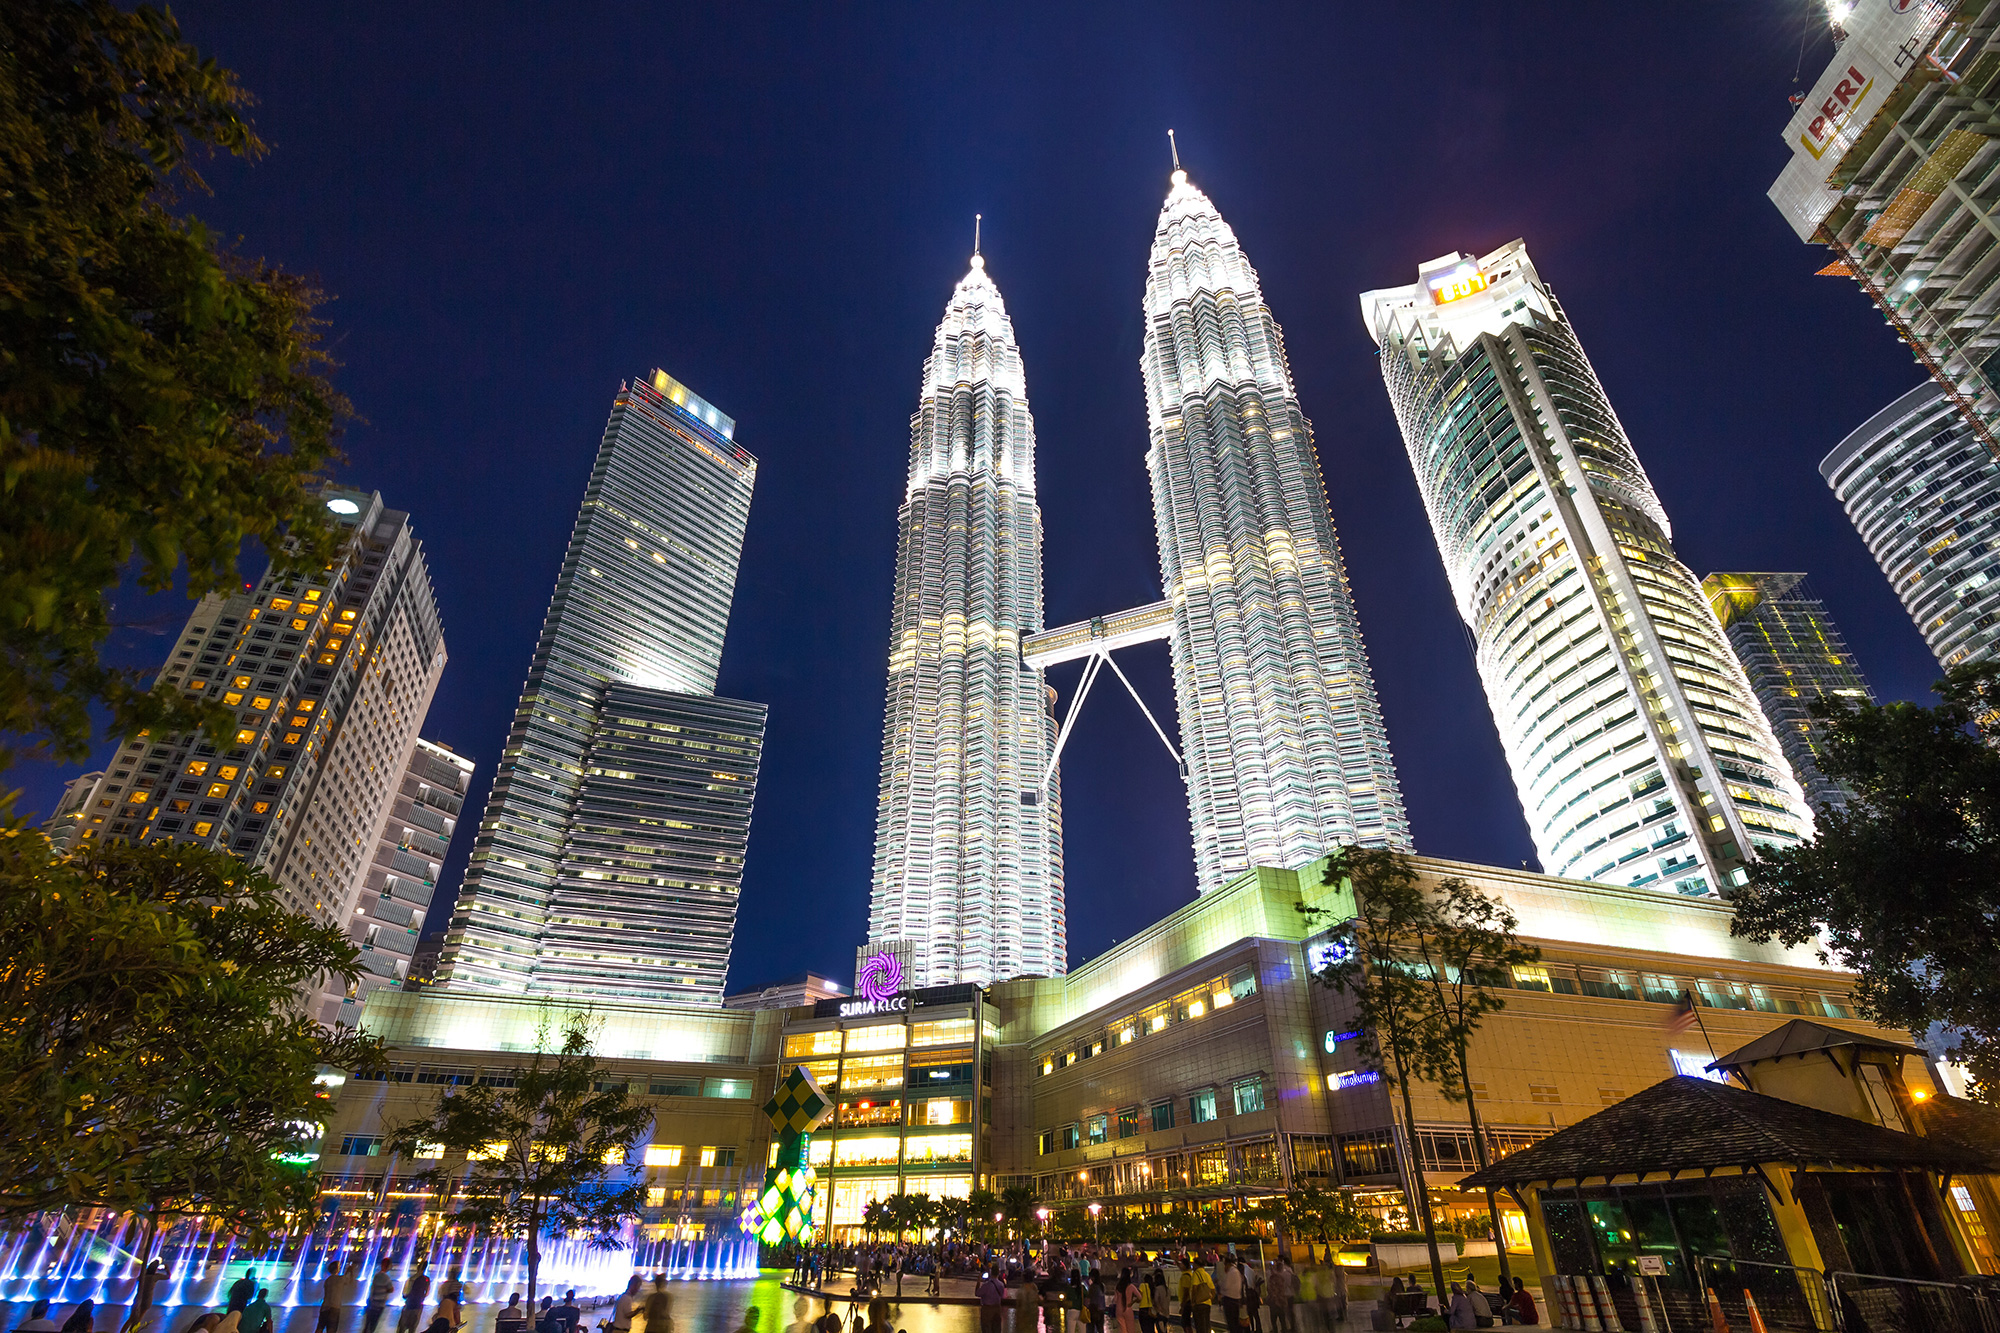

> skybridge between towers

[{"left": 1021, "top": 599, "right": 1183, "bottom": 800}]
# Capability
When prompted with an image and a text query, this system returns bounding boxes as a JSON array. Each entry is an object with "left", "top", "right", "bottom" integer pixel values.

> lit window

[
  {"left": 284, "top": 733, "right": 302, "bottom": 744},
  {"left": 233, "top": 675, "right": 252, "bottom": 689},
  {"left": 340, "top": 610, "right": 356, "bottom": 621},
  {"left": 646, "top": 1187, "right": 666, "bottom": 1207},
  {"left": 699, "top": 1147, "right": 716, "bottom": 1167},
  {"left": 206, "top": 784, "right": 229, "bottom": 798},
  {"left": 250, "top": 697, "right": 271, "bottom": 711},
  {"left": 601, "top": 1147, "right": 625, "bottom": 1166},
  {"left": 218, "top": 766, "right": 239, "bottom": 780},
  {"left": 234, "top": 730, "right": 256, "bottom": 745},
  {"left": 192, "top": 820, "right": 212, "bottom": 837},
  {"left": 252, "top": 801, "right": 271, "bottom": 815},
  {"left": 304, "top": 590, "right": 321, "bottom": 601},
  {"left": 783, "top": 1031, "right": 843, "bottom": 1059},
  {"left": 645, "top": 1145, "right": 682, "bottom": 1167},
  {"left": 410, "top": 1143, "right": 443, "bottom": 1161},
  {"left": 186, "top": 761, "right": 210, "bottom": 776},
  {"left": 299, "top": 701, "right": 316, "bottom": 712},
  {"left": 126, "top": 791, "right": 148, "bottom": 803},
  {"left": 223, "top": 692, "right": 244, "bottom": 706},
  {"left": 291, "top": 620, "right": 308, "bottom": 631},
  {"left": 270, "top": 599, "right": 293, "bottom": 611},
  {"left": 845, "top": 1023, "right": 907, "bottom": 1053}
]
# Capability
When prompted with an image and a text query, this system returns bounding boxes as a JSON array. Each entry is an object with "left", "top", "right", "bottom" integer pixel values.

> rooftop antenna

[
  {"left": 1168, "top": 128, "right": 1180, "bottom": 169},
  {"left": 971, "top": 213, "right": 985, "bottom": 270}
]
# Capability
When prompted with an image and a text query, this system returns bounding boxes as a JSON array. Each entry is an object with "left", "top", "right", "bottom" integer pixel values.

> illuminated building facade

[
  {"left": 1362, "top": 242, "right": 1812, "bottom": 895},
  {"left": 1769, "top": 0, "right": 2000, "bottom": 453},
  {"left": 1821, "top": 379, "right": 2000, "bottom": 670},
  {"left": 865, "top": 249, "right": 1065, "bottom": 987},
  {"left": 334, "top": 738, "right": 477, "bottom": 1027},
  {"left": 44, "top": 489, "right": 448, "bottom": 1018},
  {"left": 1701, "top": 573, "right": 1875, "bottom": 820},
  {"left": 1142, "top": 167, "right": 1409, "bottom": 894},
  {"left": 438, "top": 371, "right": 767, "bottom": 1006}
]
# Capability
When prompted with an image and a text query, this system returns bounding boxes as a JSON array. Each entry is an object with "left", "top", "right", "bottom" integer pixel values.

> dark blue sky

[{"left": 18, "top": 4, "right": 1945, "bottom": 993}]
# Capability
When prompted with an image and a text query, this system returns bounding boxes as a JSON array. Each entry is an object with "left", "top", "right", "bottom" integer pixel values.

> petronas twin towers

[{"left": 866, "top": 164, "right": 1408, "bottom": 987}]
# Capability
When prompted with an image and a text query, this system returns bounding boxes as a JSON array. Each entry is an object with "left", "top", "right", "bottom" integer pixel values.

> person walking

[
  {"left": 396, "top": 1265, "right": 431, "bottom": 1333},
  {"left": 1218, "top": 1260, "right": 1244, "bottom": 1333},
  {"left": 1267, "top": 1261, "right": 1294, "bottom": 1333},
  {"left": 977, "top": 1269, "right": 1008, "bottom": 1333},
  {"left": 1188, "top": 1264, "right": 1214, "bottom": 1333},
  {"left": 1243, "top": 1264, "right": 1263, "bottom": 1333},
  {"left": 1118, "top": 1269, "right": 1142, "bottom": 1333},
  {"left": 642, "top": 1276, "right": 673, "bottom": 1333},
  {"left": 362, "top": 1269, "right": 396, "bottom": 1333}
]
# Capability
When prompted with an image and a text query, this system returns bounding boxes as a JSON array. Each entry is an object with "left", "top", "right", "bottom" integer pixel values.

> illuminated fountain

[{"left": 0, "top": 1218, "right": 761, "bottom": 1312}]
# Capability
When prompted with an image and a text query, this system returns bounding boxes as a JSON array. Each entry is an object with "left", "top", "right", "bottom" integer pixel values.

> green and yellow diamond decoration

[{"left": 757, "top": 1064, "right": 833, "bottom": 1245}]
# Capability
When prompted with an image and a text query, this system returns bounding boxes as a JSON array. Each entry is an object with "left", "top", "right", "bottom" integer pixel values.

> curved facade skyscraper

[
  {"left": 1361, "top": 242, "right": 1812, "bottom": 896},
  {"left": 1821, "top": 379, "right": 2000, "bottom": 672},
  {"left": 866, "top": 250, "right": 1064, "bottom": 986},
  {"left": 1143, "top": 168, "right": 1410, "bottom": 895}
]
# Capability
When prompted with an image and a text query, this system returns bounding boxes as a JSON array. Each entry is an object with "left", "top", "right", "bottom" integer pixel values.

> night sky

[{"left": 16, "top": 5, "right": 1949, "bottom": 994}]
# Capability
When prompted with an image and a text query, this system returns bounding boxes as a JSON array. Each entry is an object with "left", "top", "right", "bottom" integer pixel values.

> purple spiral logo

[{"left": 857, "top": 951, "right": 903, "bottom": 1003}]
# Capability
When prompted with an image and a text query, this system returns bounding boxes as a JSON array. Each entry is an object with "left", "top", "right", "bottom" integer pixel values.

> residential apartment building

[
  {"left": 51, "top": 490, "right": 447, "bottom": 959},
  {"left": 334, "top": 739, "right": 475, "bottom": 1027}
]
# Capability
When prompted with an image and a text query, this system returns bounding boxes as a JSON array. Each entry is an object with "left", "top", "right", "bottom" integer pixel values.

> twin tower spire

[{"left": 865, "top": 158, "right": 1410, "bottom": 988}]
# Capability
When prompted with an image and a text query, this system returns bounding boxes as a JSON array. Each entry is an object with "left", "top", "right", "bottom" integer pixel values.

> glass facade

[
  {"left": 777, "top": 987, "right": 991, "bottom": 1233},
  {"left": 1769, "top": 0, "right": 2000, "bottom": 452},
  {"left": 1700, "top": 573, "right": 1875, "bottom": 820},
  {"left": 1821, "top": 379, "right": 2000, "bottom": 672},
  {"left": 867, "top": 251, "right": 1065, "bottom": 985},
  {"left": 1143, "top": 169, "right": 1410, "bottom": 894},
  {"left": 1363, "top": 243, "right": 1812, "bottom": 895},
  {"left": 438, "top": 371, "right": 766, "bottom": 1004}
]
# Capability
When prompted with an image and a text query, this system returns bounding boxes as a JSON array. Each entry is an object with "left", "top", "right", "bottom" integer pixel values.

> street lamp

[
  {"left": 1037, "top": 1206, "right": 1050, "bottom": 1252},
  {"left": 1088, "top": 1202, "right": 1102, "bottom": 1247},
  {"left": 995, "top": 1211, "right": 1005, "bottom": 1244}
]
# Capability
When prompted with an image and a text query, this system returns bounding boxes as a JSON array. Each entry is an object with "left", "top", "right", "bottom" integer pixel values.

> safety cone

[
  {"left": 1555, "top": 1274, "right": 1582, "bottom": 1329},
  {"left": 1633, "top": 1279, "right": 1660, "bottom": 1333},
  {"left": 1743, "top": 1289, "right": 1770, "bottom": 1333},
  {"left": 1589, "top": 1275, "right": 1627, "bottom": 1333},
  {"left": 1575, "top": 1276, "right": 1604, "bottom": 1332},
  {"left": 1706, "top": 1287, "right": 1731, "bottom": 1333}
]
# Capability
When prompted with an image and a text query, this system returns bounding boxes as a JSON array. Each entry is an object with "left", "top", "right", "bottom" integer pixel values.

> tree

[
  {"left": 1000, "top": 1182, "right": 1038, "bottom": 1238},
  {"left": 1412, "top": 875, "right": 1539, "bottom": 1281},
  {"left": 861, "top": 1198, "right": 890, "bottom": 1243},
  {"left": 386, "top": 1018, "right": 650, "bottom": 1306},
  {"left": 1304, "top": 847, "right": 1461, "bottom": 1306},
  {"left": 967, "top": 1187, "right": 1000, "bottom": 1242},
  {"left": 1248, "top": 1183, "right": 1370, "bottom": 1259},
  {"left": 0, "top": 0, "right": 348, "bottom": 775},
  {"left": 0, "top": 835, "right": 381, "bottom": 1244},
  {"left": 1730, "top": 664, "right": 2000, "bottom": 1101}
]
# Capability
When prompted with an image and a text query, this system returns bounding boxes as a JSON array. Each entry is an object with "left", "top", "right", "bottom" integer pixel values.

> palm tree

[
  {"left": 862, "top": 1198, "right": 891, "bottom": 1243},
  {"left": 1000, "top": 1183, "right": 1038, "bottom": 1238},
  {"left": 968, "top": 1188, "right": 1001, "bottom": 1241}
]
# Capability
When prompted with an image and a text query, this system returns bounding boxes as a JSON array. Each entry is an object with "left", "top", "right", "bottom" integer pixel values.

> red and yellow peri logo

[{"left": 1802, "top": 64, "right": 1874, "bottom": 159}]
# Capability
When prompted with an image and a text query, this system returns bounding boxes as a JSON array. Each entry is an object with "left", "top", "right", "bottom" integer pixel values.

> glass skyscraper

[
  {"left": 1700, "top": 572, "right": 1874, "bottom": 820},
  {"left": 1362, "top": 242, "right": 1813, "bottom": 895},
  {"left": 437, "top": 371, "right": 767, "bottom": 1006},
  {"left": 866, "top": 248, "right": 1065, "bottom": 987},
  {"left": 1143, "top": 167, "right": 1410, "bottom": 895},
  {"left": 1822, "top": 379, "right": 2000, "bottom": 672}
]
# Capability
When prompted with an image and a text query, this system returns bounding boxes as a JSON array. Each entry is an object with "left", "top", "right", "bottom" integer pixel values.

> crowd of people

[{"left": 785, "top": 1239, "right": 1539, "bottom": 1332}]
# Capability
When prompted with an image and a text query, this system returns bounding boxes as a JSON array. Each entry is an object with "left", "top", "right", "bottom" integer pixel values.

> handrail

[{"left": 1696, "top": 1254, "right": 1841, "bottom": 1333}]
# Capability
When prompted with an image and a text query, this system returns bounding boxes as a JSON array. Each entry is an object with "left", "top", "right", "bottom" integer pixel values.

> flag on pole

[{"left": 1666, "top": 990, "right": 1699, "bottom": 1036}]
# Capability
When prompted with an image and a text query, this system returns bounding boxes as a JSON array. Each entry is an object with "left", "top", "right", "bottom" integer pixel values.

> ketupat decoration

[{"left": 757, "top": 1064, "right": 834, "bottom": 1244}]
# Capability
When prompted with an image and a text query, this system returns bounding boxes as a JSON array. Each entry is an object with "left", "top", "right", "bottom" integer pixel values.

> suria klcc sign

[{"left": 840, "top": 950, "right": 906, "bottom": 1017}]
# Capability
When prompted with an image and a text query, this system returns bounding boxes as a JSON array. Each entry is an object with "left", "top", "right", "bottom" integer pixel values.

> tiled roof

[{"left": 1459, "top": 1077, "right": 1991, "bottom": 1189}]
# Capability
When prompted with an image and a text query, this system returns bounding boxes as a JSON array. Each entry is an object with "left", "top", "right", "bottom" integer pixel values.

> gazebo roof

[
  {"left": 1459, "top": 1076, "right": 1990, "bottom": 1189},
  {"left": 1707, "top": 1017, "right": 1925, "bottom": 1073}
]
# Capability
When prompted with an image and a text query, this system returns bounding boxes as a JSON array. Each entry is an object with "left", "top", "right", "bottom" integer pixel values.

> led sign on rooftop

[{"left": 1427, "top": 265, "right": 1487, "bottom": 306}]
